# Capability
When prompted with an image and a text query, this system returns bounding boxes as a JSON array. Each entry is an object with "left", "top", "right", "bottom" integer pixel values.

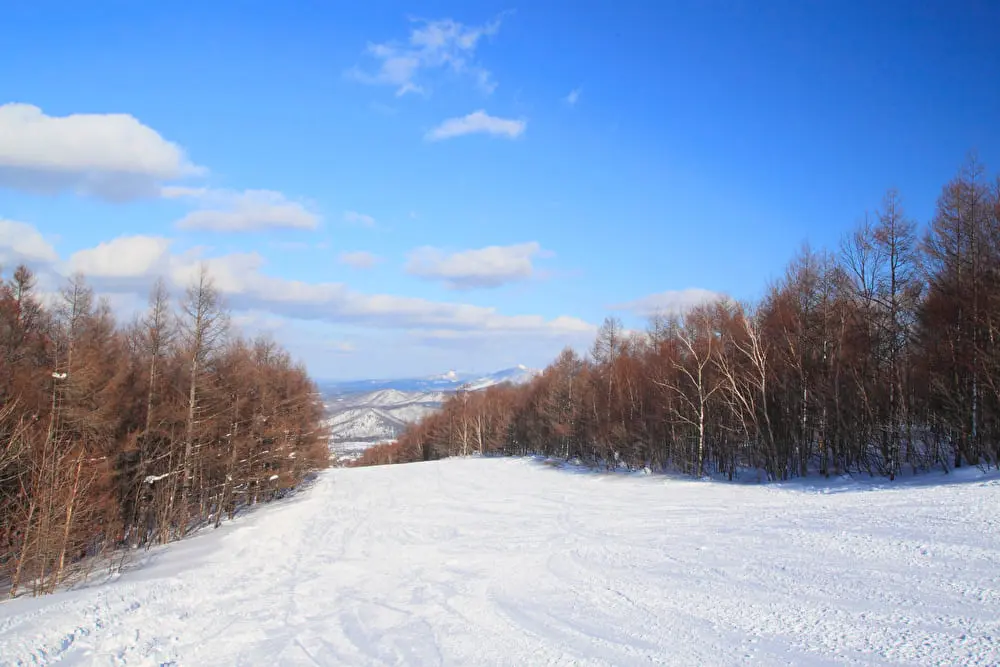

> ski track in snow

[{"left": 2, "top": 458, "right": 999, "bottom": 666}]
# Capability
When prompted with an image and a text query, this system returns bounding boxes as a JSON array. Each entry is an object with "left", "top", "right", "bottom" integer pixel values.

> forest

[
  {"left": 362, "top": 160, "right": 1000, "bottom": 480},
  {"left": 0, "top": 266, "right": 328, "bottom": 598}
]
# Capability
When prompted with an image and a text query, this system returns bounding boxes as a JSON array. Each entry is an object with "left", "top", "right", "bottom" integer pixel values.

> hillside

[
  {"left": 323, "top": 367, "right": 540, "bottom": 457},
  {"left": 322, "top": 389, "right": 446, "bottom": 451},
  {"left": 2, "top": 458, "right": 997, "bottom": 665}
]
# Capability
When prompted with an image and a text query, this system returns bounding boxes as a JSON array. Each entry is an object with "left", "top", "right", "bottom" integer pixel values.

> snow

[
  {"left": 329, "top": 440, "right": 390, "bottom": 463},
  {"left": 325, "top": 407, "right": 405, "bottom": 442},
  {"left": 356, "top": 389, "right": 431, "bottom": 407},
  {"left": 3, "top": 458, "right": 998, "bottom": 665},
  {"left": 320, "top": 368, "right": 541, "bottom": 443},
  {"left": 324, "top": 390, "right": 446, "bottom": 443},
  {"left": 460, "top": 366, "right": 541, "bottom": 391},
  {"left": 142, "top": 472, "right": 172, "bottom": 485}
]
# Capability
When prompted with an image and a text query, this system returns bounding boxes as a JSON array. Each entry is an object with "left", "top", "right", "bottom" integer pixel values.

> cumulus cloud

[
  {"left": 67, "top": 235, "right": 172, "bottom": 278},
  {"left": 612, "top": 288, "right": 723, "bottom": 318},
  {"left": 0, "top": 219, "right": 59, "bottom": 264},
  {"left": 406, "top": 242, "right": 547, "bottom": 289},
  {"left": 426, "top": 110, "right": 525, "bottom": 141},
  {"left": 338, "top": 251, "right": 381, "bottom": 269},
  {"left": 161, "top": 251, "right": 589, "bottom": 337},
  {"left": 163, "top": 187, "right": 320, "bottom": 232},
  {"left": 0, "top": 103, "right": 202, "bottom": 200},
  {"left": 343, "top": 211, "right": 376, "bottom": 227},
  {"left": 565, "top": 88, "right": 581, "bottom": 106},
  {"left": 11, "top": 220, "right": 590, "bottom": 340},
  {"left": 350, "top": 15, "right": 506, "bottom": 96}
]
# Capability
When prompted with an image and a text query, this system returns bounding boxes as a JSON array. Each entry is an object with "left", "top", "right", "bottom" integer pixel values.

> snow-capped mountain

[
  {"left": 315, "top": 370, "right": 476, "bottom": 396},
  {"left": 323, "top": 366, "right": 540, "bottom": 453},
  {"left": 459, "top": 364, "right": 541, "bottom": 391},
  {"left": 324, "top": 389, "right": 444, "bottom": 442},
  {"left": 318, "top": 366, "right": 538, "bottom": 398}
]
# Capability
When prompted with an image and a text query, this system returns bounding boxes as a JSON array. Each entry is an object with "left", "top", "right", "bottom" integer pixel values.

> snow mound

[{"left": 6, "top": 459, "right": 996, "bottom": 664}]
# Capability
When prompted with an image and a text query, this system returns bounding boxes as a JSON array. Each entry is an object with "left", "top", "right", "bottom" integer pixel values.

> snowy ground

[
  {"left": 328, "top": 439, "right": 387, "bottom": 464},
  {"left": 2, "top": 458, "right": 999, "bottom": 666}
]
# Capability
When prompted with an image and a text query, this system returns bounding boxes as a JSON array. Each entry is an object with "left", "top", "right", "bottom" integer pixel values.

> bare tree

[
  {"left": 655, "top": 308, "right": 722, "bottom": 477},
  {"left": 128, "top": 279, "right": 174, "bottom": 544},
  {"left": 178, "top": 265, "right": 228, "bottom": 535}
]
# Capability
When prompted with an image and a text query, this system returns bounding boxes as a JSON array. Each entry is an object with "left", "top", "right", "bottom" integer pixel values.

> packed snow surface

[{"left": 2, "top": 458, "right": 999, "bottom": 665}]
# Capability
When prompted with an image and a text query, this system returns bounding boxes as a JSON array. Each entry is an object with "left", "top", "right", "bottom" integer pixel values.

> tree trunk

[{"left": 53, "top": 449, "right": 85, "bottom": 590}]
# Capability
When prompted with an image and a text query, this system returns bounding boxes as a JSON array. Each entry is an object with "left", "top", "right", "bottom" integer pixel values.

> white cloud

[
  {"left": 338, "top": 251, "right": 381, "bottom": 269},
  {"left": 0, "top": 103, "right": 202, "bottom": 200},
  {"left": 326, "top": 340, "right": 356, "bottom": 354},
  {"left": 230, "top": 309, "right": 287, "bottom": 334},
  {"left": 350, "top": 15, "right": 506, "bottom": 96},
  {"left": 11, "top": 220, "right": 588, "bottom": 339},
  {"left": 425, "top": 110, "right": 525, "bottom": 141},
  {"left": 612, "top": 288, "right": 723, "bottom": 318},
  {"left": 164, "top": 187, "right": 320, "bottom": 232},
  {"left": 159, "top": 251, "right": 589, "bottom": 338},
  {"left": 67, "top": 235, "right": 172, "bottom": 278},
  {"left": 9, "top": 219, "right": 597, "bottom": 376},
  {"left": 411, "top": 315, "right": 594, "bottom": 342},
  {"left": 565, "top": 88, "right": 581, "bottom": 106},
  {"left": 343, "top": 210, "right": 376, "bottom": 227},
  {"left": 0, "top": 219, "right": 59, "bottom": 264},
  {"left": 406, "top": 242, "right": 546, "bottom": 289}
]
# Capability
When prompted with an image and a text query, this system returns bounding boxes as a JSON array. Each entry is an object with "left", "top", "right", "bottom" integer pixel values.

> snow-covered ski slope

[{"left": 2, "top": 458, "right": 999, "bottom": 666}]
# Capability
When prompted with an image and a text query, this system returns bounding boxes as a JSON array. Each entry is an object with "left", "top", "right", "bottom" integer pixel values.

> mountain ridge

[
  {"left": 324, "top": 366, "right": 541, "bottom": 459},
  {"left": 318, "top": 365, "right": 539, "bottom": 396}
]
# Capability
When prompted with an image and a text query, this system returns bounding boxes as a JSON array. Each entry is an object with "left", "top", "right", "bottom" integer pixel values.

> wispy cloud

[
  {"left": 369, "top": 101, "right": 398, "bottom": 115},
  {"left": 326, "top": 340, "right": 357, "bottom": 354},
  {"left": 426, "top": 110, "right": 526, "bottom": 141},
  {"left": 343, "top": 210, "right": 376, "bottom": 227},
  {"left": 611, "top": 288, "right": 723, "bottom": 318},
  {"left": 338, "top": 251, "right": 382, "bottom": 269},
  {"left": 565, "top": 88, "right": 582, "bottom": 106},
  {"left": 163, "top": 187, "right": 320, "bottom": 232},
  {"left": 230, "top": 310, "right": 288, "bottom": 334},
  {"left": 0, "top": 103, "right": 202, "bottom": 201},
  {"left": 10, "top": 220, "right": 597, "bottom": 378},
  {"left": 45, "top": 228, "right": 587, "bottom": 337},
  {"left": 406, "top": 242, "right": 548, "bottom": 289},
  {"left": 349, "top": 14, "right": 508, "bottom": 96}
]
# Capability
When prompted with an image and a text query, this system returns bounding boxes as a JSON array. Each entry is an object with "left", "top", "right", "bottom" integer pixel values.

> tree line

[
  {"left": 363, "top": 159, "right": 1000, "bottom": 479},
  {"left": 1, "top": 266, "right": 328, "bottom": 598}
]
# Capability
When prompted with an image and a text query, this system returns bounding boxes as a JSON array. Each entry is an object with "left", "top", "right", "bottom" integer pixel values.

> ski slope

[{"left": 2, "top": 458, "right": 999, "bottom": 666}]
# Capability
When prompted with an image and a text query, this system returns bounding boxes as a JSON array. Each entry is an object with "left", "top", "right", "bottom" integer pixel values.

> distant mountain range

[
  {"left": 322, "top": 366, "right": 540, "bottom": 460},
  {"left": 317, "top": 365, "right": 539, "bottom": 396}
]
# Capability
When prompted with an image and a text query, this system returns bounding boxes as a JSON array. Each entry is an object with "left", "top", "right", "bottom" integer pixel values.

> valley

[{"left": 321, "top": 366, "right": 540, "bottom": 462}]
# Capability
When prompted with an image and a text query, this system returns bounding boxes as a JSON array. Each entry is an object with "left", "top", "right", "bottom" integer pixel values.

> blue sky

[{"left": 1, "top": 0, "right": 998, "bottom": 379}]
